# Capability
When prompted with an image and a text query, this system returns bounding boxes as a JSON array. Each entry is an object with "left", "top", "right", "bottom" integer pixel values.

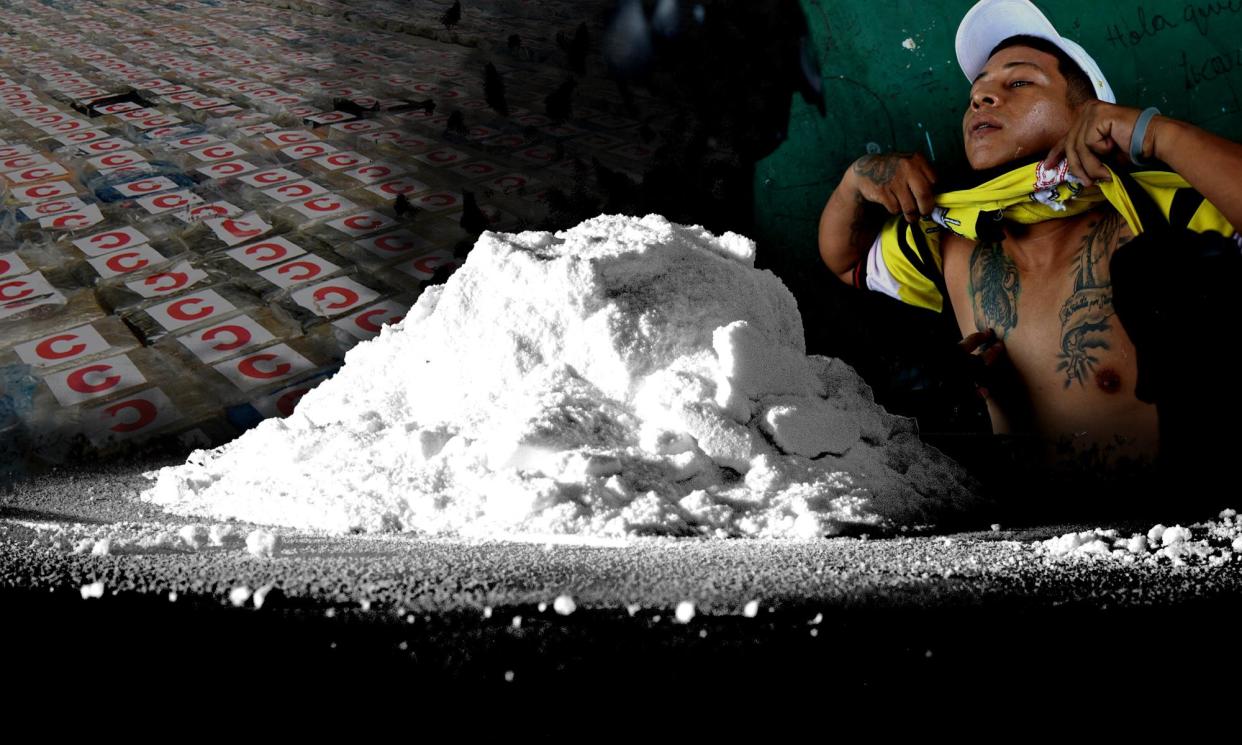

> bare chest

[{"left": 942, "top": 211, "right": 1138, "bottom": 395}]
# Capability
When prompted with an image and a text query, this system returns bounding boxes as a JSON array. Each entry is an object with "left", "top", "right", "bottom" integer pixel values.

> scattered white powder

[
  {"left": 208, "top": 524, "right": 241, "bottom": 547},
  {"left": 80, "top": 581, "right": 104, "bottom": 600},
  {"left": 245, "top": 529, "right": 280, "bottom": 558},
  {"left": 1161, "top": 525, "right": 1192, "bottom": 546},
  {"left": 902, "top": 37, "right": 917, "bottom": 50},
  {"left": 229, "top": 586, "right": 252, "bottom": 607},
  {"left": 179, "top": 525, "right": 209, "bottom": 550},
  {"left": 140, "top": 214, "right": 979, "bottom": 539},
  {"left": 675, "top": 600, "right": 696, "bottom": 623},
  {"left": 743, "top": 600, "right": 760, "bottom": 617},
  {"left": 553, "top": 594, "right": 577, "bottom": 615},
  {"left": 1036, "top": 511, "right": 1242, "bottom": 566}
]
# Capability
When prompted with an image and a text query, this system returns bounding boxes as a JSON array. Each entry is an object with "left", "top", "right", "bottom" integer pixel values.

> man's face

[{"left": 963, "top": 45, "right": 1078, "bottom": 170}]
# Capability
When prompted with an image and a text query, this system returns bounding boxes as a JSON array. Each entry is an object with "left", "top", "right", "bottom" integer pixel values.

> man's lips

[{"left": 969, "top": 116, "right": 1003, "bottom": 137}]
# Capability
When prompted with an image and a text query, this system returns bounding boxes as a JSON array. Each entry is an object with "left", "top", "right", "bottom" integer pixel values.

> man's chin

[
  {"left": 969, "top": 149, "right": 1052, "bottom": 172},
  {"left": 942, "top": 150, "right": 1053, "bottom": 190}
]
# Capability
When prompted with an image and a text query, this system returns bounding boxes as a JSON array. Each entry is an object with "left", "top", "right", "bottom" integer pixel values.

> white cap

[{"left": 956, "top": 0, "right": 1115, "bottom": 104}]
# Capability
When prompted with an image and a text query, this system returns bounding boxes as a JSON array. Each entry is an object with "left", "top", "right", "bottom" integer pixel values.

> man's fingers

[
  {"left": 981, "top": 340, "right": 1006, "bottom": 366},
  {"left": 894, "top": 186, "right": 919, "bottom": 223},
  {"left": 959, "top": 329, "right": 996, "bottom": 353},
  {"left": 876, "top": 186, "right": 901, "bottom": 214},
  {"left": 1043, "top": 139, "right": 1066, "bottom": 170},
  {"left": 908, "top": 174, "right": 936, "bottom": 218},
  {"left": 1065, "top": 143, "right": 1091, "bottom": 188},
  {"left": 1077, "top": 138, "right": 1112, "bottom": 183}
]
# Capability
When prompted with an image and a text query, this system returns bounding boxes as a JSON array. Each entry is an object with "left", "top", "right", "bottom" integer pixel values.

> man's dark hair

[{"left": 989, "top": 35, "right": 1096, "bottom": 108}]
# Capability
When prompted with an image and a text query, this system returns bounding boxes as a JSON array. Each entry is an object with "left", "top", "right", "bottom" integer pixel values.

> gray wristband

[{"left": 1130, "top": 107, "right": 1161, "bottom": 166}]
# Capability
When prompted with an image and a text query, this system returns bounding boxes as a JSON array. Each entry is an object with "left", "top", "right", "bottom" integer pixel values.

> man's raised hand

[
  {"left": 847, "top": 152, "right": 937, "bottom": 224},
  {"left": 1042, "top": 101, "right": 1149, "bottom": 187}
]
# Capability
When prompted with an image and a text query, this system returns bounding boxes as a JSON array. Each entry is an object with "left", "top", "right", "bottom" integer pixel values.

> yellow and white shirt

[{"left": 853, "top": 160, "right": 1238, "bottom": 312}]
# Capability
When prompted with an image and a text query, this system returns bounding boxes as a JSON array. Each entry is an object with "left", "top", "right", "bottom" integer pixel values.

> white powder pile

[
  {"left": 1036, "top": 509, "right": 1242, "bottom": 567},
  {"left": 143, "top": 214, "right": 980, "bottom": 539}
]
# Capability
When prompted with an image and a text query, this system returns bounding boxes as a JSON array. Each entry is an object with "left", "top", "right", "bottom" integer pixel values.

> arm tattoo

[
  {"left": 968, "top": 240, "right": 1020, "bottom": 338},
  {"left": 1056, "top": 212, "right": 1119, "bottom": 388},
  {"left": 852, "top": 153, "right": 914, "bottom": 187}
]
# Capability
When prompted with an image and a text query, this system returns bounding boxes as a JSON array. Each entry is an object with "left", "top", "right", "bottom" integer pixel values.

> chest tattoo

[
  {"left": 1056, "top": 212, "right": 1122, "bottom": 388},
  {"left": 968, "top": 240, "right": 1020, "bottom": 338}
]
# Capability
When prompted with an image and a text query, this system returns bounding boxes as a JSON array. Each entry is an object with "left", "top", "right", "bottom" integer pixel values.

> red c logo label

[
  {"left": 354, "top": 309, "right": 397, "bottom": 333},
  {"left": 374, "top": 235, "right": 411, "bottom": 252},
  {"left": 245, "top": 242, "right": 286, "bottom": 261},
  {"left": 414, "top": 256, "right": 448, "bottom": 274},
  {"left": 144, "top": 272, "right": 188, "bottom": 292},
  {"left": 222, "top": 219, "right": 261, "bottom": 238},
  {"left": 91, "top": 231, "right": 131, "bottom": 250},
  {"left": 277, "top": 261, "right": 320, "bottom": 281},
  {"left": 304, "top": 197, "right": 340, "bottom": 212},
  {"left": 67, "top": 364, "right": 121, "bottom": 393},
  {"left": 106, "top": 251, "right": 149, "bottom": 273},
  {"left": 168, "top": 297, "right": 213, "bottom": 321},
  {"left": 27, "top": 185, "right": 61, "bottom": 199},
  {"left": 202, "top": 324, "right": 251, "bottom": 351},
  {"left": 238, "top": 354, "right": 291, "bottom": 379},
  {"left": 153, "top": 194, "right": 188, "bottom": 209},
  {"left": 35, "top": 334, "right": 86, "bottom": 360},
  {"left": 0, "top": 280, "right": 33, "bottom": 301},
  {"left": 51, "top": 212, "right": 91, "bottom": 229},
  {"left": 103, "top": 398, "right": 157, "bottom": 433},
  {"left": 312, "top": 286, "right": 358, "bottom": 310},
  {"left": 345, "top": 215, "right": 381, "bottom": 230}
]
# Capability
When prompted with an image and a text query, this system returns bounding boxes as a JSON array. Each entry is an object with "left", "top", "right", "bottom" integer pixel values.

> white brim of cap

[{"left": 956, "top": 0, "right": 1115, "bottom": 103}]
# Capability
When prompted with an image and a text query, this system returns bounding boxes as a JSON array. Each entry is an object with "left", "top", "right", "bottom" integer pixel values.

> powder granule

[
  {"left": 675, "top": 600, "right": 696, "bottom": 623},
  {"left": 245, "top": 529, "right": 280, "bottom": 558},
  {"left": 143, "top": 215, "right": 982, "bottom": 539},
  {"left": 553, "top": 594, "right": 576, "bottom": 615}
]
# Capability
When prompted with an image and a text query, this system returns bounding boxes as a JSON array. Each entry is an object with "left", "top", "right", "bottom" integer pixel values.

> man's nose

[{"left": 971, "top": 86, "right": 999, "bottom": 109}]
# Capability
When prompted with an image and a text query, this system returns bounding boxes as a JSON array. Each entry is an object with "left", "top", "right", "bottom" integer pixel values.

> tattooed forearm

[
  {"left": 852, "top": 153, "right": 915, "bottom": 187},
  {"left": 968, "top": 240, "right": 1020, "bottom": 338},
  {"left": 1056, "top": 212, "right": 1120, "bottom": 387}
]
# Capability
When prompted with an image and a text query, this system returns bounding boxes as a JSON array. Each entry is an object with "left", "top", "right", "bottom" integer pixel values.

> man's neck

[{"left": 1002, "top": 207, "right": 1104, "bottom": 269}]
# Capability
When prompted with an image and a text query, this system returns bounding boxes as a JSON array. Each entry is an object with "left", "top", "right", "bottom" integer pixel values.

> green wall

[{"left": 756, "top": 0, "right": 1242, "bottom": 288}]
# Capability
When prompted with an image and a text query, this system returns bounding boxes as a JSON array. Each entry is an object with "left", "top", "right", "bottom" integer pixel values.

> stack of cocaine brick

[{"left": 0, "top": 0, "right": 667, "bottom": 471}]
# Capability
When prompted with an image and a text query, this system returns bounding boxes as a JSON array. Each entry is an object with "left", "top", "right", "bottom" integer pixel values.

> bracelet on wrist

[{"left": 1130, "top": 107, "right": 1161, "bottom": 166}]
